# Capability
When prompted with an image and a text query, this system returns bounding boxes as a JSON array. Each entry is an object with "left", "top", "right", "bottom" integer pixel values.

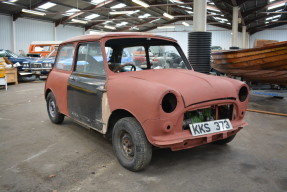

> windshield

[
  {"left": 6, "top": 50, "right": 19, "bottom": 58},
  {"left": 105, "top": 38, "right": 190, "bottom": 73},
  {"left": 46, "top": 49, "right": 57, "bottom": 59}
]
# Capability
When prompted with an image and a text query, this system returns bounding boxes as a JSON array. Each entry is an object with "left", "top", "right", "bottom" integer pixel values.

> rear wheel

[
  {"left": 112, "top": 117, "right": 152, "bottom": 172},
  {"left": 213, "top": 134, "right": 236, "bottom": 145},
  {"left": 46, "top": 92, "right": 64, "bottom": 124}
]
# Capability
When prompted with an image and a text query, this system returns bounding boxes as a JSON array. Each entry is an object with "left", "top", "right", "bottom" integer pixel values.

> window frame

[
  {"left": 74, "top": 41, "right": 106, "bottom": 77},
  {"left": 54, "top": 43, "right": 75, "bottom": 71}
]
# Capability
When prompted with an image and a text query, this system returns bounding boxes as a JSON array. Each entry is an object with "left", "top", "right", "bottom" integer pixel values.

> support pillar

[
  {"left": 12, "top": 20, "right": 16, "bottom": 53},
  {"left": 231, "top": 6, "right": 239, "bottom": 48},
  {"left": 54, "top": 27, "right": 57, "bottom": 41},
  {"left": 242, "top": 25, "right": 246, "bottom": 48},
  {"left": 193, "top": 0, "right": 207, "bottom": 31},
  {"left": 246, "top": 32, "right": 250, "bottom": 48}
]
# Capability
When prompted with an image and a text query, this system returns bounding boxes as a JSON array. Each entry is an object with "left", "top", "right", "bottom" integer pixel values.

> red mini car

[{"left": 45, "top": 32, "right": 249, "bottom": 171}]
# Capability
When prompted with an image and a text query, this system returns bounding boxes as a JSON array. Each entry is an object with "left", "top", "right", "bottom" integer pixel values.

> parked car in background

[
  {"left": 45, "top": 33, "right": 249, "bottom": 172},
  {"left": 0, "top": 49, "right": 35, "bottom": 76},
  {"left": 28, "top": 41, "right": 61, "bottom": 58},
  {"left": 23, "top": 49, "right": 57, "bottom": 76}
]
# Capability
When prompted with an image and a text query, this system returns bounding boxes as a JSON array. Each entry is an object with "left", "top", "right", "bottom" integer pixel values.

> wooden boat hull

[{"left": 211, "top": 41, "right": 287, "bottom": 86}]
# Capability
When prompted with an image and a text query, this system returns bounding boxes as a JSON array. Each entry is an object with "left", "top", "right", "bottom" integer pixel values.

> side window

[
  {"left": 55, "top": 44, "right": 75, "bottom": 71},
  {"left": 75, "top": 42, "right": 105, "bottom": 76}
]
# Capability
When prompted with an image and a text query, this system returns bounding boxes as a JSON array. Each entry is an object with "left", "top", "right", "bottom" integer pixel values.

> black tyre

[
  {"left": 213, "top": 134, "right": 236, "bottom": 145},
  {"left": 46, "top": 92, "right": 64, "bottom": 124},
  {"left": 112, "top": 117, "right": 152, "bottom": 172}
]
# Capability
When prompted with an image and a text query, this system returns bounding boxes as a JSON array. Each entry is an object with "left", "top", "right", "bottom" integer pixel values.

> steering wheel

[{"left": 114, "top": 63, "right": 136, "bottom": 72}]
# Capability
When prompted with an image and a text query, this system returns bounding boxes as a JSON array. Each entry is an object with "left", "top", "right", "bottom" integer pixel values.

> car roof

[
  {"left": 30, "top": 41, "right": 62, "bottom": 45},
  {"left": 62, "top": 32, "right": 177, "bottom": 44}
]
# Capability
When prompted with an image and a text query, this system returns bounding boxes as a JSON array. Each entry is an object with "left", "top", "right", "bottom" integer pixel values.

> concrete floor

[{"left": 0, "top": 82, "right": 287, "bottom": 192}]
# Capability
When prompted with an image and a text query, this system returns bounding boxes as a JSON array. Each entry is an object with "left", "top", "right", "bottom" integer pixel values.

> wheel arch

[
  {"left": 45, "top": 88, "right": 52, "bottom": 100},
  {"left": 105, "top": 109, "right": 139, "bottom": 140}
]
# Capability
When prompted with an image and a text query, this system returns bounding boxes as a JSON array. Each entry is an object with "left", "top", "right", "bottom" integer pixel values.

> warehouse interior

[{"left": 0, "top": 0, "right": 287, "bottom": 191}]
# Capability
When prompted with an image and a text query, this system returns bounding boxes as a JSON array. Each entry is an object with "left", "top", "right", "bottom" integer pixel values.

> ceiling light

[
  {"left": 116, "top": 21, "right": 128, "bottom": 27},
  {"left": 266, "top": 15, "right": 281, "bottom": 20},
  {"left": 71, "top": 19, "right": 88, "bottom": 24},
  {"left": 91, "top": 0, "right": 106, "bottom": 5},
  {"left": 138, "top": 13, "right": 151, "bottom": 18},
  {"left": 38, "top": 2, "right": 56, "bottom": 9},
  {"left": 65, "top": 8, "right": 80, "bottom": 16},
  {"left": 163, "top": 12, "right": 174, "bottom": 19},
  {"left": 110, "top": 3, "right": 126, "bottom": 9},
  {"left": 157, "top": 26, "right": 175, "bottom": 29},
  {"left": 207, "top": 7, "right": 220, "bottom": 12},
  {"left": 85, "top": 14, "right": 100, "bottom": 20},
  {"left": 22, "top": 9, "right": 46, "bottom": 16},
  {"left": 104, "top": 25, "right": 116, "bottom": 30},
  {"left": 103, "top": 20, "right": 112, "bottom": 24},
  {"left": 170, "top": 0, "right": 184, "bottom": 4},
  {"left": 178, "top": 5, "right": 192, "bottom": 10},
  {"left": 132, "top": 0, "right": 150, "bottom": 8},
  {"left": 129, "top": 26, "right": 139, "bottom": 30},
  {"left": 9, "top": 0, "right": 18, "bottom": 2},
  {"left": 127, "top": 10, "right": 140, "bottom": 16},
  {"left": 267, "top": 3, "right": 285, "bottom": 10},
  {"left": 149, "top": 18, "right": 161, "bottom": 23},
  {"left": 182, "top": 22, "right": 190, "bottom": 26},
  {"left": 110, "top": 11, "right": 135, "bottom": 15}
]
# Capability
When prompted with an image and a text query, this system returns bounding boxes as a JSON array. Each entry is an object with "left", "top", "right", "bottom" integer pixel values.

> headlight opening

[
  {"left": 162, "top": 93, "right": 177, "bottom": 113},
  {"left": 239, "top": 86, "right": 248, "bottom": 102}
]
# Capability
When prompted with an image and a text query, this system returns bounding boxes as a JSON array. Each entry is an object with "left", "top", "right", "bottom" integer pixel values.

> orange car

[{"left": 28, "top": 41, "right": 62, "bottom": 58}]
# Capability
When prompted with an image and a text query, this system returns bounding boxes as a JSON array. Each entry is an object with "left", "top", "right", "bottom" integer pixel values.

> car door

[
  {"left": 67, "top": 42, "right": 106, "bottom": 131},
  {"left": 49, "top": 43, "right": 75, "bottom": 115}
]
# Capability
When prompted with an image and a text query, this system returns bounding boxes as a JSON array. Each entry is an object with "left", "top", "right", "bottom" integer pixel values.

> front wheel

[
  {"left": 112, "top": 117, "right": 152, "bottom": 172},
  {"left": 46, "top": 92, "right": 64, "bottom": 124},
  {"left": 213, "top": 134, "right": 236, "bottom": 145}
]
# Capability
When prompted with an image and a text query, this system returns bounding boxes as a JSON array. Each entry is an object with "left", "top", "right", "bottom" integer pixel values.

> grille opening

[{"left": 183, "top": 104, "right": 233, "bottom": 130}]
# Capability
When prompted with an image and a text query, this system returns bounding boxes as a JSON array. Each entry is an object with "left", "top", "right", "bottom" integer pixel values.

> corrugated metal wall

[
  {"left": 150, "top": 22, "right": 243, "bottom": 55},
  {"left": 56, "top": 25, "right": 84, "bottom": 41},
  {"left": 15, "top": 18, "right": 54, "bottom": 54},
  {"left": 0, "top": 14, "right": 84, "bottom": 54},
  {"left": 250, "top": 24, "right": 287, "bottom": 48},
  {"left": 0, "top": 14, "right": 13, "bottom": 51}
]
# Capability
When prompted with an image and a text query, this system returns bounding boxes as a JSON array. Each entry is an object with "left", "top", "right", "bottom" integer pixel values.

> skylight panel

[
  {"left": 149, "top": 18, "right": 161, "bottom": 23},
  {"left": 38, "top": 2, "right": 56, "bottom": 9},
  {"left": 169, "top": 0, "right": 184, "bottom": 4},
  {"left": 116, "top": 21, "right": 128, "bottom": 27},
  {"left": 207, "top": 7, "right": 220, "bottom": 12},
  {"left": 85, "top": 14, "right": 100, "bottom": 20},
  {"left": 267, "top": 3, "right": 285, "bottom": 10},
  {"left": 266, "top": 15, "right": 281, "bottom": 20},
  {"left": 64, "top": 8, "right": 80, "bottom": 16},
  {"left": 91, "top": 0, "right": 106, "bottom": 5},
  {"left": 138, "top": 13, "right": 151, "bottom": 19},
  {"left": 110, "top": 3, "right": 126, "bottom": 9}
]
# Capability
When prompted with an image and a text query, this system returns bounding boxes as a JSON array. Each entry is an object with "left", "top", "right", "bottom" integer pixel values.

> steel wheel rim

[
  {"left": 120, "top": 131, "right": 134, "bottom": 159},
  {"left": 49, "top": 100, "right": 56, "bottom": 118}
]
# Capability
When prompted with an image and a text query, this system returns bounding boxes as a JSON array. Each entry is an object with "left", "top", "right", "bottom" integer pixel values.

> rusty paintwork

[{"left": 45, "top": 32, "right": 249, "bottom": 151}]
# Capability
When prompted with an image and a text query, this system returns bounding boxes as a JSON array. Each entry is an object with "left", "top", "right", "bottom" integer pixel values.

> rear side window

[
  {"left": 75, "top": 42, "right": 105, "bottom": 76},
  {"left": 55, "top": 44, "right": 75, "bottom": 71}
]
